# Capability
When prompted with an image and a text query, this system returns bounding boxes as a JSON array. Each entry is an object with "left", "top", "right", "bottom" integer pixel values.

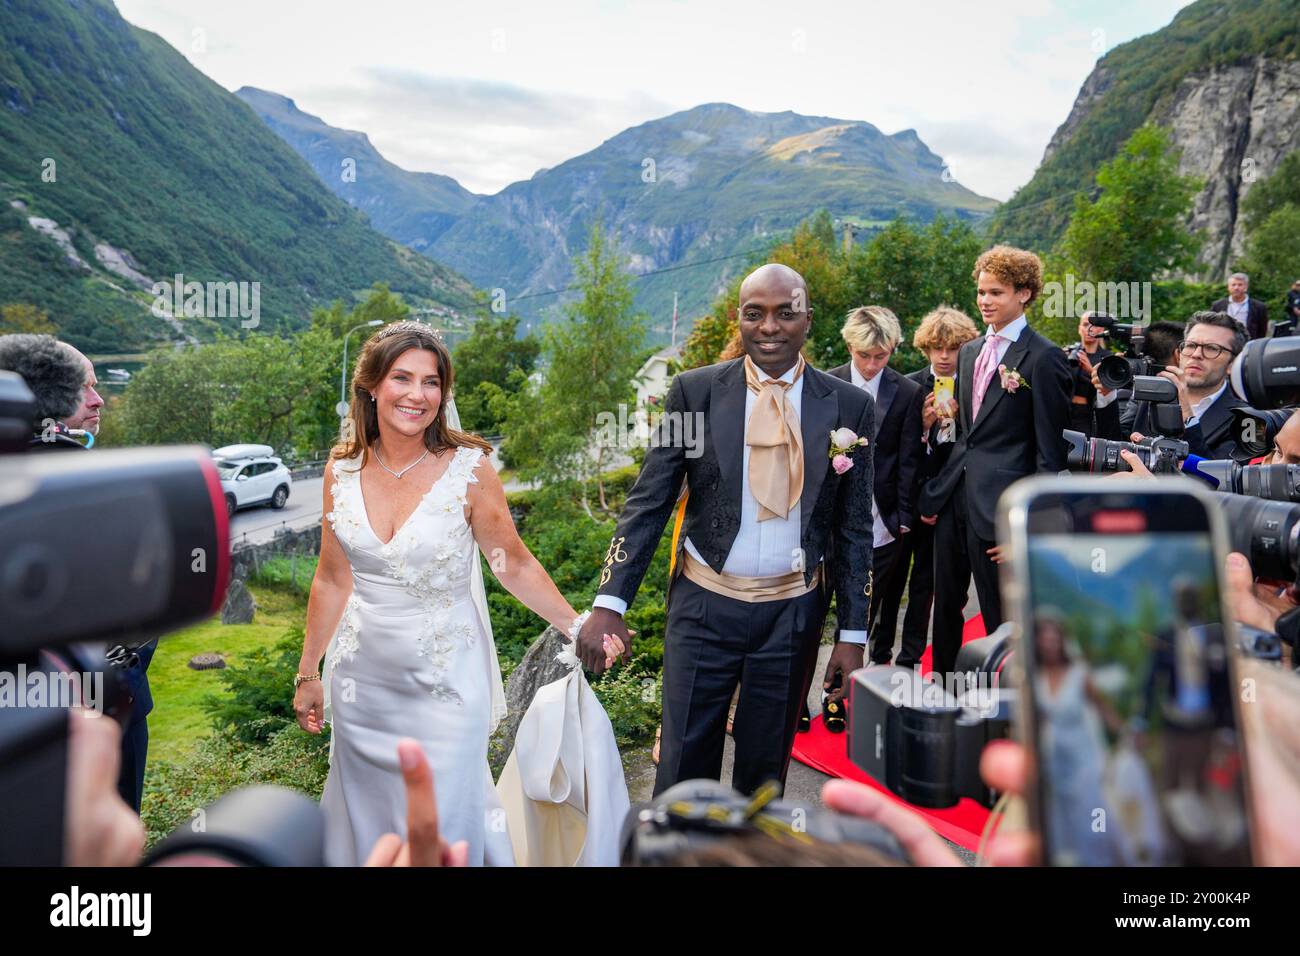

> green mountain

[
  {"left": 990, "top": 0, "right": 1300, "bottom": 276},
  {"left": 0, "top": 0, "right": 479, "bottom": 353},
  {"left": 245, "top": 98, "right": 998, "bottom": 334}
]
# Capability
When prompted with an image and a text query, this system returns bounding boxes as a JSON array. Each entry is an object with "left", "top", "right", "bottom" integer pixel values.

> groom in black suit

[
  {"left": 577, "top": 263, "right": 876, "bottom": 796},
  {"left": 920, "top": 246, "right": 1072, "bottom": 652}
]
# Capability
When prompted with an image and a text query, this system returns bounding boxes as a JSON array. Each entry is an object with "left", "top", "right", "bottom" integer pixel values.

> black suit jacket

[
  {"left": 920, "top": 324, "right": 1073, "bottom": 540},
  {"left": 828, "top": 363, "right": 924, "bottom": 536},
  {"left": 597, "top": 358, "right": 877, "bottom": 632},
  {"left": 1183, "top": 387, "right": 1249, "bottom": 459},
  {"left": 1212, "top": 297, "right": 1268, "bottom": 341}
]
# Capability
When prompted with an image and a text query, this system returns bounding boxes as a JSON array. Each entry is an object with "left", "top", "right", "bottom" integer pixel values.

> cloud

[{"left": 296, "top": 70, "right": 677, "bottom": 194}]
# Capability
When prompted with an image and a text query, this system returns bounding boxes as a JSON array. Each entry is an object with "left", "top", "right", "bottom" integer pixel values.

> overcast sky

[{"left": 117, "top": 0, "right": 1192, "bottom": 201}]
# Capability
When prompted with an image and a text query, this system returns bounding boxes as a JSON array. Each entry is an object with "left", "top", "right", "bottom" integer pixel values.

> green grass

[{"left": 145, "top": 586, "right": 305, "bottom": 766}]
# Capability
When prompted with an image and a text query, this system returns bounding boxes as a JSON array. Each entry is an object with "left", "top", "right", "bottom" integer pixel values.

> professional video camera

[
  {"left": 1231, "top": 337, "right": 1300, "bottom": 409},
  {"left": 1063, "top": 428, "right": 1189, "bottom": 475},
  {"left": 1228, "top": 406, "right": 1295, "bottom": 460},
  {"left": 1086, "top": 314, "right": 1163, "bottom": 391},
  {"left": 846, "top": 626, "right": 1016, "bottom": 810},
  {"left": 0, "top": 367, "right": 322, "bottom": 865},
  {"left": 1082, "top": 314, "right": 1186, "bottom": 436}
]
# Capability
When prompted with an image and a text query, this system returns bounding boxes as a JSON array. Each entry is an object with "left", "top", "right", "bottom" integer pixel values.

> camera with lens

[
  {"left": 1231, "top": 337, "right": 1300, "bottom": 410},
  {"left": 1184, "top": 458, "right": 1300, "bottom": 501},
  {"left": 1063, "top": 428, "right": 1189, "bottom": 475},
  {"left": 0, "top": 366, "right": 324, "bottom": 866},
  {"left": 846, "top": 627, "right": 1016, "bottom": 810},
  {"left": 619, "top": 778, "right": 908, "bottom": 865},
  {"left": 1086, "top": 313, "right": 1159, "bottom": 391},
  {"left": 1229, "top": 406, "right": 1295, "bottom": 460}
]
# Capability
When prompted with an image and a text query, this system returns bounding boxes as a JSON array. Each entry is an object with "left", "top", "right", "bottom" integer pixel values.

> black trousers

[
  {"left": 654, "top": 573, "right": 827, "bottom": 797},
  {"left": 966, "top": 515, "right": 1004, "bottom": 636},
  {"left": 866, "top": 539, "right": 903, "bottom": 664},
  {"left": 931, "top": 492, "right": 972, "bottom": 677},
  {"left": 117, "top": 717, "right": 148, "bottom": 814},
  {"left": 873, "top": 523, "right": 936, "bottom": 668}
]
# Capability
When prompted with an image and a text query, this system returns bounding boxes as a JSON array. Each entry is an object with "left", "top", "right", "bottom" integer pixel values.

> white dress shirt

[
  {"left": 1226, "top": 296, "right": 1250, "bottom": 329},
  {"left": 595, "top": 361, "right": 867, "bottom": 643},
  {"left": 984, "top": 314, "right": 1028, "bottom": 362},
  {"left": 848, "top": 361, "right": 894, "bottom": 549},
  {"left": 1186, "top": 381, "right": 1228, "bottom": 427}
]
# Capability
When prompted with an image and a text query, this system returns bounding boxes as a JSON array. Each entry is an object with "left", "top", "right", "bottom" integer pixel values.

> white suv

[{"left": 213, "top": 444, "right": 292, "bottom": 518}]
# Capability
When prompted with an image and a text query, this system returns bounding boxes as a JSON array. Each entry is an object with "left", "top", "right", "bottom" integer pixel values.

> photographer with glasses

[{"left": 1140, "top": 311, "right": 1247, "bottom": 459}]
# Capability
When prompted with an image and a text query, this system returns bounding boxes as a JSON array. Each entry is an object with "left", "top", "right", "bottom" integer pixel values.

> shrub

[
  {"left": 203, "top": 629, "right": 304, "bottom": 743},
  {"left": 591, "top": 666, "right": 662, "bottom": 752},
  {"left": 141, "top": 723, "right": 329, "bottom": 848}
]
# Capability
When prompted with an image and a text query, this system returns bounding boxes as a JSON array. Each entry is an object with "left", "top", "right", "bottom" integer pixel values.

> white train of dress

[{"left": 318, "top": 445, "right": 513, "bottom": 866}]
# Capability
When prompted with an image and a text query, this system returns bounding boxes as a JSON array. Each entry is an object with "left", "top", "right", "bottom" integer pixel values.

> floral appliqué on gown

[{"left": 318, "top": 446, "right": 513, "bottom": 866}]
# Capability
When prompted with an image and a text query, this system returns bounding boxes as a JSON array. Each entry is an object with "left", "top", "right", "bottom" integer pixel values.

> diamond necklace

[{"left": 374, "top": 446, "right": 430, "bottom": 479}]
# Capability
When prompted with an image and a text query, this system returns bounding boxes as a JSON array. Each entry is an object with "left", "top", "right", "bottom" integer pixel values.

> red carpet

[{"left": 791, "top": 613, "right": 992, "bottom": 852}]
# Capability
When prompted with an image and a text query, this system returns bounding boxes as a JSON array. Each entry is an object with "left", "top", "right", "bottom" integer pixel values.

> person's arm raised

[{"left": 294, "top": 468, "right": 353, "bottom": 734}]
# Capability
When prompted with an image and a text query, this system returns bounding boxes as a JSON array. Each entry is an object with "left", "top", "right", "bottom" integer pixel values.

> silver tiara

[{"left": 374, "top": 320, "right": 442, "bottom": 342}]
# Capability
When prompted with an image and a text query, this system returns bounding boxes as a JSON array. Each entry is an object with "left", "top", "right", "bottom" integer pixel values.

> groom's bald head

[{"left": 737, "top": 263, "right": 811, "bottom": 376}]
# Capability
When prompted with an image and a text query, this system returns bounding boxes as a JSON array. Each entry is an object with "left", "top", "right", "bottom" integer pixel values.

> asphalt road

[{"left": 228, "top": 475, "right": 324, "bottom": 547}]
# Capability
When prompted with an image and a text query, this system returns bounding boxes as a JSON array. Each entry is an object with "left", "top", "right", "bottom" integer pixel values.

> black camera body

[
  {"left": 1064, "top": 428, "right": 1189, "bottom": 475},
  {"left": 847, "top": 651, "right": 1015, "bottom": 811},
  {"left": 620, "top": 778, "right": 908, "bottom": 865},
  {"left": 0, "top": 369, "right": 234, "bottom": 864}
]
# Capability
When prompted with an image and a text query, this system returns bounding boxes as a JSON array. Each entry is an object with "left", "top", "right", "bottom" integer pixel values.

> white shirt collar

[
  {"left": 988, "top": 314, "right": 1028, "bottom": 342},
  {"left": 1191, "top": 381, "right": 1228, "bottom": 420},
  {"left": 849, "top": 361, "right": 883, "bottom": 396}
]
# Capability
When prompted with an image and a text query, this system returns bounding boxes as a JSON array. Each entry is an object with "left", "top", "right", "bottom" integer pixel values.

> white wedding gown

[{"left": 318, "top": 443, "right": 514, "bottom": 866}]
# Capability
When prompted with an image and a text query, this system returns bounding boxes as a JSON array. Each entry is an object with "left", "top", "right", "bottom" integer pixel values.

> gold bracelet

[{"left": 293, "top": 673, "right": 321, "bottom": 689}]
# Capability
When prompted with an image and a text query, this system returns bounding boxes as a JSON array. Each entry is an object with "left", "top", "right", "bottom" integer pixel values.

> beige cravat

[{"left": 743, "top": 354, "right": 805, "bottom": 521}]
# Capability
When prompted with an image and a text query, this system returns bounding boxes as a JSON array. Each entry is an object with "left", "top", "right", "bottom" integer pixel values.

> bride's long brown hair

[{"left": 332, "top": 321, "right": 492, "bottom": 469}]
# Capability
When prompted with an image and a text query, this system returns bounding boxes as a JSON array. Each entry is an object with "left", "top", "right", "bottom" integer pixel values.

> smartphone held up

[{"left": 998, "top": 478, "right": 1256, "bottom": 866}]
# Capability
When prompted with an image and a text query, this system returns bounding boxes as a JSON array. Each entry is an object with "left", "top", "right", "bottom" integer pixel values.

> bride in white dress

[{"left": 292, "top": 320, "right": 620, "bottom": 866}]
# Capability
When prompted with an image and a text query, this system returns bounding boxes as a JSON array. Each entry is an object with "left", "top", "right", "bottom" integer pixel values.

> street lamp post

[{"left": 337, "top": 320, "right": 384, "bottom": 418}]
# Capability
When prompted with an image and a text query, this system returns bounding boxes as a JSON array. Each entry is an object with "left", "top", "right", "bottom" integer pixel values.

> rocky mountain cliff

[
  {"left": 990, "top": 0, "right": 1300, "bottom": 280},
  {"left": 1159, "top": 56, "right": 1300, "bottom": 275}
]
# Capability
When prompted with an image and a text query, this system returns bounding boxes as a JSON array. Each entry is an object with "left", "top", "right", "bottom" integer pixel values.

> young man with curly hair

[{"left": 919, "top": 246, "right": 1072, "bottom": 666}]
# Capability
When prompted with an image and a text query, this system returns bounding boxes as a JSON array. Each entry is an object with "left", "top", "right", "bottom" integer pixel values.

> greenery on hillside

[
  {"left": 0, "top": 0, "right": 478, "bottom": 353},
  {"left": 1241, "top": 151, "right": 1300, "bottom": 299},
  {"left": 990, "top": 0, "right": 1300, "bottom": 251}
]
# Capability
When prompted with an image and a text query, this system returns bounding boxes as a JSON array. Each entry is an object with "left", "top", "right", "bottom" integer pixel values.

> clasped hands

[{"left": 576, "top": 607, "right": 635, "bottom": 674}]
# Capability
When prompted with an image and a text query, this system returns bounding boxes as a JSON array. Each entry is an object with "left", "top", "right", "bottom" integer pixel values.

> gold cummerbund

[{"left": 681, "top": 551, "right": 820, "bottom": 604}]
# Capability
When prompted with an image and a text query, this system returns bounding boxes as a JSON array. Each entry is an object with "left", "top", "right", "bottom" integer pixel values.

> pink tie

[{"left": 970, "top": 333, "right": 1004, "bottom": 421}]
